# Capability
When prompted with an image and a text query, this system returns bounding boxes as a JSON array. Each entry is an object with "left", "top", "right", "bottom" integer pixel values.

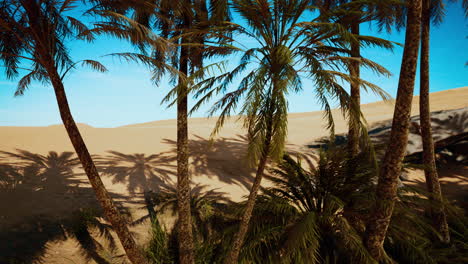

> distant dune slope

[
  {"left": 0, "top": 87, "right": 467, "bottom": 198},
  {"left": 2, "top": 86, "right": 467, "bottom": 152},
  {"left": 0, "top": 86, "right": 466, "bottom": 200}
]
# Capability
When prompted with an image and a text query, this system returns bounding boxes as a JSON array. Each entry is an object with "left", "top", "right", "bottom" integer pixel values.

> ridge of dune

[
  {"left": 0, "top": 86, "right": 466, "bottom": 155},
  {"left": 0, "top": 122, "right": 94, "bottom": 129},
  {"left": 120, "top": 86, "right": 468, "bottom": 128},
  {"left": 47, "top": 123, "right": 94, "bottom": 129}
]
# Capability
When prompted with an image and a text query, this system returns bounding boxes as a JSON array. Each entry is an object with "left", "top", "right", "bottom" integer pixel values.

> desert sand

[{"left": 0, "top": 86, "right": 467, "bottom": 263}]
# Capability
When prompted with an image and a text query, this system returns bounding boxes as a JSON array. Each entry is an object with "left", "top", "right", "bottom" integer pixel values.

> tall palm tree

[
  {"left": 369, "top": 0, "right": 468, "bottom": 248},
  {"left": 365, "top": 0, "right": 423, "bottom": 261},
  {"left": 363, "top": 0, "right": 468, "bottom": 249},
  {"left": 313, "top": 0, "right": 395, "bottom": 159},
  {"left": 89, "top": 1, "right": 231, "bottom": 262},
  {"left": 314, "top": 0, "right": 363, "bottom": 159},
  {"left": 0, "top": 1, "right": 146, "bottom": 263},
  {"left": 192, "top": 1, "right": 389, "bottom": 262},
  {"left": 130, "top": 3, "right": 231, "bottom": 263},
  {"left": 419, "top": 0, "right": 457, "bottom": 244}
]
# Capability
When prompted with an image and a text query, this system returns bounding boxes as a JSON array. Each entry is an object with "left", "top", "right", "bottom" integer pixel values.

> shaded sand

[
  {"left": 0, "top": 86, "right": 467, "bottom": 263},
  {"left": 405, "top": 161, "right": 467, "bottom": 206}
]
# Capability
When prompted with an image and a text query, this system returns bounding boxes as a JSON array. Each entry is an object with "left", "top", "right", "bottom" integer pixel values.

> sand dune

[
  {"left": 1, "top": 86, "right": 466, "bottom": 206},
  {"left": 0, "top": 86, "right": 467, "bottom": 263}
]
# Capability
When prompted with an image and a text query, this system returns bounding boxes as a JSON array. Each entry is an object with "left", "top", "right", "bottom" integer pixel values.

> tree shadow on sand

[
  {"left": 96, "top": 135, "right": 314, "bottom": 198},
  {"left": 307, "top": 109, "right": 468, "bottom": 162},
  {"left": 162, "top": 135, "right": 256, "bottom": 189},
  {"left": 0, "top": 150, "right": 130, "bottom": 264},
  {"left": 96, "top": 151, "right": 177, "bottom": 195},
  {"left": 430, "top": 109, "right": 468, "bottom": 139},
  {"left": 406, "top": 160, "right": 468, "bottom": 210}
]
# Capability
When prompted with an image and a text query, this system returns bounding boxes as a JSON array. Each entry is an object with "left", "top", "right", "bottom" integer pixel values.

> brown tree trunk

[
  {"left": 419, "top": 0, "right": 450, "bottom": 244},
  {"left": 177, "top": 38, "right": 195, "bottom": 264},
  {"left": 347, "top": 19, "right": 361, "bottom": 158},
  {"left": 47, "top": 68, "right": 147, "bottom": 264},
  {"left": 223, "top": 138, "right": 271, "bottom": 264},
  {"left": 365, "top": 0, "right": 422, "bottom": 261}
]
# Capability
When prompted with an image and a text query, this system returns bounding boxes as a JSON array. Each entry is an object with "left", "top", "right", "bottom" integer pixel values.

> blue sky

[{"left": 0, "top": 2, "right": 467, "bottom": 127}]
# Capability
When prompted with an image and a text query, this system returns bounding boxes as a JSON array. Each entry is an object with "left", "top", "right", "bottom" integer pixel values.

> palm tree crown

[
  {"left": 0, "top": 0, "right": 106, "bottom": 93},
  {"left": 194, "top": 0, "right": 388, "bottom": 163}
]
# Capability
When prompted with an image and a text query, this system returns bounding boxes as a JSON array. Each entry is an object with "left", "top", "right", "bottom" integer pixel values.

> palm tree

[
  {"left": 312, "top": 0, "right": 395, "bottom": 159},
  {"left": 130, "top": 3, "right": 230, "bottom": 263},
  {"left": 88, "top": 1, "right": 231, "bottom": 262},
  {"left": 0, "top": 1, "right": 146, "bottom": 263},
  {"left": 191, "top": 1, "right": 389, "bottom": 262},
  {"left": 360, "top": 0, "right": 468, "bottom": 249},
  {"left": 366, "top": 0, "right": 467, "bottom": 249},
  {"left": 315, "top": 0, "right": 363, "bottom": 160},
  {"left": 419, "top": 0, "right": 453, "bottom": 244},
  {"left": 365, "top": 0, "right": 423, "bottom": 261}
]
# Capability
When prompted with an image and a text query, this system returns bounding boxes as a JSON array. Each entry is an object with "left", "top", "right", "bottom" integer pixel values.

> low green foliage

[{"left": 235, "top": 146, "right": 468, "bottom": 263}]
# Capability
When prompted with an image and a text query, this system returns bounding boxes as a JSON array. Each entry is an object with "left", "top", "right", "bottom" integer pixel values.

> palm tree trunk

[
  {"left": 47, "top": 67, "right": 147, "bottom": 264},
  {"left": 343, "top": 13, "right": 362, "bottom": 227},
  {"left": 224, "top": 79, "right": 278, "bottom": 264},
  {"left": 177, "top": 38, "right": 195, "bottom": 264},
  {"left": 419, "top": 0, "right": 450, "bottom": 244},
  {"left": 224, "top": 137, "right": 271, "bottom": 264},
  {"left": 365, "top": 0, "right": 422, "bottom": 261},
  {"left": 347, "top": 18, "right": 361, "bottom": 158}
]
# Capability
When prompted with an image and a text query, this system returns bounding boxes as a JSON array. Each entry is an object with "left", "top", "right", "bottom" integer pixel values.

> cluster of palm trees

[{"left": 1, "top": 0, "right": 466, "bottom": 263}]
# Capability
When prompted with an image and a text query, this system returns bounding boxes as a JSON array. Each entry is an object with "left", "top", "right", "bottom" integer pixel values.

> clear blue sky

[{"left": 0, "top": 2, "right": 467, "bottom": 127}]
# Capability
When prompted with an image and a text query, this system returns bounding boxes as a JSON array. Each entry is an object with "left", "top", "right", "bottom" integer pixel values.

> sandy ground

[{"left": 0, "top": 87, "right": 467, "bottom": 263}]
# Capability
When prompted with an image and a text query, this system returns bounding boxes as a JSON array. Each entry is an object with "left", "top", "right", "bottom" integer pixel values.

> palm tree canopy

[
  {"left": 190, "top": 0, "right": 391, "bottom": 165},
  {"left": 237, "top": 150, "right": 377, "bottom": 263},
  {"left": 88, "top": 0, "right": 232, "bottom": 88},
  {"left": 364, "top": 0, "right": 468, "bottom": 31},
  {"left": 0, "top": 0, "right": 107, "bottom": 95}
]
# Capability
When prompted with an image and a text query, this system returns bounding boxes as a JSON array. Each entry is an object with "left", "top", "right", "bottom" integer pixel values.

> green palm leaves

[
  {"left": 193, "top": 0, "right": 389, "bottom": 165},
  {"left": 0, "top": 0, "right": 107, "bottom": 94},
  {"left": 241, "top": 150, "right": 376, "bottom": 264},
  {"left": 187, "top": 1, "right": 395, "bottom": 262}
]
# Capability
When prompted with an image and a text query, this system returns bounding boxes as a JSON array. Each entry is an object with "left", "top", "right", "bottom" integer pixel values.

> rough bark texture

[
  {"left": 365, "top": 0, "right": 422, "bottom": 261},
  {"left": 48, "top": 67, "right": 147, "bottom": 264},
  {"left": 223, "top": 139, "right": 271, "bottom": 264},
  {"left": 347, "top": 19, "right": 361, "bottom": 158},
  {"left": 177, "top": 40, "right": 195, "bottom": 264},
  {"left": 419, "top": 0, "right": 450, "bottom": 244}
]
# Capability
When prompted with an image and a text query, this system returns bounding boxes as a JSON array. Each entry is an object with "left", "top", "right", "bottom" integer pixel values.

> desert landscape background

[{"left": 1, "top": 86, "right": 466, "bottom": 264}]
